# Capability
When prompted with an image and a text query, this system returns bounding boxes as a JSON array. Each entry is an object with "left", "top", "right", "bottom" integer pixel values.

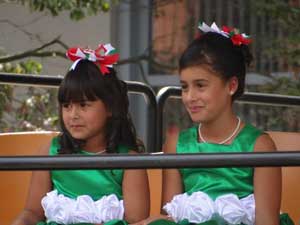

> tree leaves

[{"left": 10, "top": 0, "right": 115, "bottom": 20}]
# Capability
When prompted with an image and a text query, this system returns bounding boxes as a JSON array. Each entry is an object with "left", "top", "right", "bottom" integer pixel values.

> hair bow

[
  {"left": 198, "top": 22, "right": 251, "bottom": 46},
  {"left": 66, "top": 43, "right": 119, "bottom": 75}
]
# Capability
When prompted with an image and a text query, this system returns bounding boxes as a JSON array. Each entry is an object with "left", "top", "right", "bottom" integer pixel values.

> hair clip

[
  {"left": 66, "top": 43, "right": 119, "bottom": 75},
  {"left": 198, "top": 22, "right": 251, "bottom": 46}
]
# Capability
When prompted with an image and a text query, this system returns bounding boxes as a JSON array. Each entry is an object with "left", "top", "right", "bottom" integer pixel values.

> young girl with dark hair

[
  {"left": 142, "top": 23, "right": 294, "bottom": 225},
  {"left": 12, "top": 44, "right": 150, "bottom": 225}
]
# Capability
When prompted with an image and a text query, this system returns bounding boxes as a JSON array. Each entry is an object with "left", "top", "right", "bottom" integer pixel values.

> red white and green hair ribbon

[
  {"left": 66, "top": 43, "right": 119, "bottom": 75},
  {"left": 198, "top": 22, "right": 251, "bottom": 46}
]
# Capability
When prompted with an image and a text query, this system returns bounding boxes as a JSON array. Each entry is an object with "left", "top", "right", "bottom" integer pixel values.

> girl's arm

[
  {"left": 161, "top": 126, "right": 183, "bottom": 210},
  {"left": 11, "top": 143, "right": 52, "bottom": 225},
  {"left": 127, "top": 127, "right": 183, "bottom": 225},
  {"left": 122, "top": 152, "right": 150, "bottom": 223},
  {"left": 253, "top": 133, "right": 281, "bottom": 225}
]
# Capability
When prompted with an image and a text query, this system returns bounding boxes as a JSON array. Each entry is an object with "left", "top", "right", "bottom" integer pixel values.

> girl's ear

[{"left": 228, "top": 76, "right": 239, "bottom": 96}]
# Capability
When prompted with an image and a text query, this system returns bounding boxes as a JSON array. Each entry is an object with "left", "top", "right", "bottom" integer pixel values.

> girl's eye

[
  {"left": 80, "top": 101, "right": 93, "bottom": 108},
  {"left": 62, "top": 103, "right": 70, "bottom": 108},
  {"left": 80, "top": 102, "right": 87, "bottom": 107},
  {"left": 196, "top": 82, "right": 206, "bottom": 89},
  {"left": 181, "top": 84, "right": 188, "bottom": 91}
]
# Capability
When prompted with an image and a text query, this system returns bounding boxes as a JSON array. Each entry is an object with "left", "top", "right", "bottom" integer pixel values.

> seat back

[
  {"left": 1, "top": 131, "right": 299, "bottom": 224},
  {"left": 147, "top": 169, "right": 162, "bottom": 216},
  {"left": 268, "top": 131, "right": 300, "bottom": 223},
  {"left": 0, "top": 131, "right": 58, "bottom": 225}
]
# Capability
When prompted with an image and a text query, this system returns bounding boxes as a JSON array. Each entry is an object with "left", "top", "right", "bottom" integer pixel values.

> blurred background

[{"left": 0, "top": 0, "right": 299, "bottom": 150}]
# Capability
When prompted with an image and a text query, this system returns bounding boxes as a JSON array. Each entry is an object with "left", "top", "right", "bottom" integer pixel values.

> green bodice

[
  {"left": 149, "top": 124, "right": 294, "bottom": 225},
  {"left": 177, "top": 124, "right": 262, "bottom": 200},
  {"left": 50, "top": 137, "right": 128, "bottom": 201},
  {"left": 37, "top": 137, "right": 129, "bottom": 225}
]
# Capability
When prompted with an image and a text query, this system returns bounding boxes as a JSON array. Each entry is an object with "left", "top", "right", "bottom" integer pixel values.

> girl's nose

[
  {"left": 186, "top": 88, "right": 197, "bottom": 102},
  {"left": 70, "top": 105, "right": 80, "bottom": 119}
]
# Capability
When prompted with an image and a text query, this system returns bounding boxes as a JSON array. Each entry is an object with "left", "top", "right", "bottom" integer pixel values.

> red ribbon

[{"left": 66, "top": 44, "right": 119, "bottom": 75}]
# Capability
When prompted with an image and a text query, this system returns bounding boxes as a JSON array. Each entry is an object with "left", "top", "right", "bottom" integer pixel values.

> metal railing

[
  {"left": 0, "top": 73, "right": 158, "bottom": 151},
  {"left": 156, "top": 86, "right": 300, "bottom": 150},
  {"left": 0, "top": 75, "right": 299, "bottom": 179},
  {"left": 1, "top": 152, "right": 300, "bottom": 170}
]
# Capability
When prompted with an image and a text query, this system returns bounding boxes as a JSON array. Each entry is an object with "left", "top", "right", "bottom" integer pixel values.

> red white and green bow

[
  {"left": 198, "top": 22, "right": 251, "bottom": 46},
  {"left": 66, "top": 43, "right": 119, "bottom": 75}
]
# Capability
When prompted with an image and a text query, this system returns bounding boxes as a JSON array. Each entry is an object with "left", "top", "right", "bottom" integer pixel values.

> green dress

[
  {"left": 37, "top": 137, "right": 129, "bottom": 225},
  {"left": 149, "top": 124, "right": 294, "bottom": 225}
]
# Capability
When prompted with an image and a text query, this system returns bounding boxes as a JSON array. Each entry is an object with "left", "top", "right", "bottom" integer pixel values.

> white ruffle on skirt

[
  {"left": 163, "top": 191, "right": 255, "bottom": 225},
  {"left": 41, "top": 190, "right": 124, "bottom": 224}
]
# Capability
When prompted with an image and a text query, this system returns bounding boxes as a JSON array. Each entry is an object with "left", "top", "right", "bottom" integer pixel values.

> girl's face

[
  {"left": 62, "top": 99, "right": 110, "bottom": 142},
  {"left": 180, "top": 65, "right": 235, "bottom": 124}
]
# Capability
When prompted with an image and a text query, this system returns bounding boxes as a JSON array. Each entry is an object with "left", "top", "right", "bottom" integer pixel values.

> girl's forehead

[{"left": 180, "top": 66, "right": 219, "bottom": 81}]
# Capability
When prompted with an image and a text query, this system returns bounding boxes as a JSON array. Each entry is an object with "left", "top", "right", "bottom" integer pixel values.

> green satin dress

[
  {"left": 37, "top": 137, "right": 129, "bottom": 225},
  {"left": 149, "top": 124, "right": 294, "bottom": 225}
]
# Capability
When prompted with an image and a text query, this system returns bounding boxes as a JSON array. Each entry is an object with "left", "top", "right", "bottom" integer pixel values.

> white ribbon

[{"left": 198, "top": 22, "right": 229, "bottom": 38}]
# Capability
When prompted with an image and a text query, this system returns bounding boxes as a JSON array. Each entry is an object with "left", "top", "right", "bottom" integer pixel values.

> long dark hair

[
  {"left": 179, "top": 32, "right": 253, "bottom": 100},
  {"left": 58, "top": 59, "right": 142, "bottom": 154}
]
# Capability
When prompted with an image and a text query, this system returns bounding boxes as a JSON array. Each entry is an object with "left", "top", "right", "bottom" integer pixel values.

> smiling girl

[{"left": 144, "top": 22, "right": 294, "bottom": 225}]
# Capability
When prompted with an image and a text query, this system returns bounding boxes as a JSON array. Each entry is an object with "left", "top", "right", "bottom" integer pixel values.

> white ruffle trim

[
  {"left": 163, "top": 192, "right": 255, "bottom": 225},
  {"left": 41, "top": 190, "right": 124, "bottom": 224}
]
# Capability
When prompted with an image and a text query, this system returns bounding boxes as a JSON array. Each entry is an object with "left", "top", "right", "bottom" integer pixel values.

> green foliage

[
  {"left": 0, "top": 60, "right": 58, "bottom": 132},
  {"left": 251, "top": 0, "right": 300, "bottom": 67},
  {"left": 254, "top": 77, "right": 300, "bottom": 131},
  {"left": 0, "top": 60, "right": 42, "bottom": 74},
  {"left": 258, "top": 77, "right": 300, "bottom": 96},
  {"left": 10, "top": 0, "right": 118, "bottom": 20}
]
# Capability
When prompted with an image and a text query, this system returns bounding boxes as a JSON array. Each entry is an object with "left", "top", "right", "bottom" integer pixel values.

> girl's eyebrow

[
  {"left": 193, "top": 79, "right": 208, "bottom": 82},
  {"left": 180, "top": 79, "right": 208, "bottom": 83}
]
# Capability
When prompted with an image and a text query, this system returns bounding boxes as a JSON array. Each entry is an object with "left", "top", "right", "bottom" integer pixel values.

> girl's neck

[
  {"left": 83, "top": 134, "right": 107, "bottom": 153},
  {"left": 199, "top": 113, "right": 242, "bottom": 144}
]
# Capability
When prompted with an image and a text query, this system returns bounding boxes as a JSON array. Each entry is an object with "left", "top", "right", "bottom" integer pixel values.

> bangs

[
  {"left": 58, "top": 80, "right": 98, "bottom": 103},
  {"left": 58, "top": 61, "right": 106, "bottom": 103}
]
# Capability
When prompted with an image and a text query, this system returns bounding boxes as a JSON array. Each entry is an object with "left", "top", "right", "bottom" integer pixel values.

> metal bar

[
  {"left": 239, "top": 92, "right": 300, "bottom": 107},
  {"left": 0, "top": 152, "right": 299, "bottom": 170},
  {"left": 0, "top": 73, "right": 62, "bottom": 87},
  {"left": 0, "top": 73, "right": 158, "bottom": 152},
  {"left": 156, "top": 86, "right": 181, "bottom": 151}
]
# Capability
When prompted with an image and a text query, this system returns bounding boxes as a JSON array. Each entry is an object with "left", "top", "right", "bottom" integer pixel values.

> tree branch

[
  {"left": 0, "top": 36, "right": 69, "bottom": 63},
  {"left": 118, "top": 54, "right": 177, "bottom": 71}
]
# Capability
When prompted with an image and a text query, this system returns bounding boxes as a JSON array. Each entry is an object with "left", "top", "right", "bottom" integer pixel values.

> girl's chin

[{"left": 189, "top": 114, "right": 205, "bottom": 123}]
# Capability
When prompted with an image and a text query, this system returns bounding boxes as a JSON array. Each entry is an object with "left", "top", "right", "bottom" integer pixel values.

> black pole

[{"left": 0, "top": 152, "right": 300, "bottom": 170}]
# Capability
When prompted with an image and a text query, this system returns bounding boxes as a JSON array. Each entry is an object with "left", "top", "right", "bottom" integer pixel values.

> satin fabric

[
  {"left": 37, "top": 137, "right": 129, "bottom": 225},
  {"left": 177, "top": 124, "right": 261, "bottom": 200},
  {"left": 150, "top": 124, "right": 293, "bottom": 225}
]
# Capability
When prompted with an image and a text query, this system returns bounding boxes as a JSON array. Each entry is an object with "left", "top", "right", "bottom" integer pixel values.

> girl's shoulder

[
  {"left": 235, "top": 123, "right": 264, "bottom": 143},
  {"left": 232, "top": 123, "right": 265, "bottom": 152},
  {"left": 178, "top": 126, "right": 198, "bottom": 144}
]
